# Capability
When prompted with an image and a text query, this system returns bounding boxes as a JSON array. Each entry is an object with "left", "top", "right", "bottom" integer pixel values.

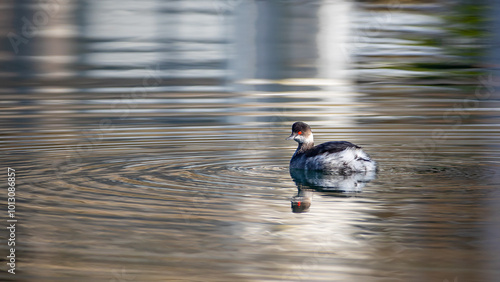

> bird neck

[{"left": 296, "top": 139, "right": 314, "bottom": 154}]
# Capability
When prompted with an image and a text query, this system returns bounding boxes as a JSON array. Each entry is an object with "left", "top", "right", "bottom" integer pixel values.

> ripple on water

[{"left": 45, "top": 153, "right": 295, "bottom": 209}]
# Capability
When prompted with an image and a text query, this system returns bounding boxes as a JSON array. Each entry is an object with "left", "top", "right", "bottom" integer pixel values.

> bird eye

[{"left": 298, "top": 131, "right": 302, "bottom": 135}]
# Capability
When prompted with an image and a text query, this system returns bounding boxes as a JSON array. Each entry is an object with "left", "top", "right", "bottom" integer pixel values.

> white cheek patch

[
  {"left": 295, "top": 134, "right": 313, "bottom": 143},
  {"left": 304, "top": 134, "right": 314, "bottom": 143},
  {"left": 294, "top": 135, "right": 309, "bottom": 143}
]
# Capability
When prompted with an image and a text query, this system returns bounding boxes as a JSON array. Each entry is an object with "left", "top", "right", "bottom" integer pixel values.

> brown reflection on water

[{"left": 1, "top": 1, "right": 500, "bottom": 282}]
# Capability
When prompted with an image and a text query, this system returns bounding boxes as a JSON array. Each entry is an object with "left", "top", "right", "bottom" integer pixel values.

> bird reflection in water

[{"left": 289, "top": 169, "right": 376, "bottom": 213}]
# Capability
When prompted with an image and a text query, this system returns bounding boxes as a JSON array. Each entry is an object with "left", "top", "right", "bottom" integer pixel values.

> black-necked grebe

[{"left": 287, "top": 122, "right": 377, "bottom": 174}]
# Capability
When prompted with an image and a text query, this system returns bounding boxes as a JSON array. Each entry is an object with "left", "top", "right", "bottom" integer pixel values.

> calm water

[{"left": 2, "top": 1, "right": 500, "bottom": 281}]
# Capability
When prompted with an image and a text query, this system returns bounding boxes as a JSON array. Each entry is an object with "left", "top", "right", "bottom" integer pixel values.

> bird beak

[{"left": 286, "top": 133, "right": 295, "bottom": 140}]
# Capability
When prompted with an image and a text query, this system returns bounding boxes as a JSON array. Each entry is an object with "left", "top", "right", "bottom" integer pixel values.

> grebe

[{"left": 287, "top": 122, "right": 376, "bottom": 174}]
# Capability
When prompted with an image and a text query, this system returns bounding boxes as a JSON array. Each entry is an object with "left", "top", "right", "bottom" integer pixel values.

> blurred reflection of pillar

[
  {"left": 231, "top": 0, "right": 284, "bottom": 92},
  {"left": 316, "top": 0, "right": 352, "bottom": 91},
  {"left": 230, "top": 0, "right": 352, "bottom": 88},
  {"left": 7, "top": 0, "right": 75, "bottom": 78},
  {"left": 35, "top": 1, "right": 75, "bottom": 78},
  {"left": 9, "top": 0, "right": 36, "bottom": 76},
  {"left": 231, "top": 1, "right": 324, "bottom": 92}
]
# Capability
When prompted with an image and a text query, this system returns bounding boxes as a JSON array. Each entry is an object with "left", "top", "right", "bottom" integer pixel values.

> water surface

[{"left": 1, "top": 1, "right": 500, "bottom": 281}]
